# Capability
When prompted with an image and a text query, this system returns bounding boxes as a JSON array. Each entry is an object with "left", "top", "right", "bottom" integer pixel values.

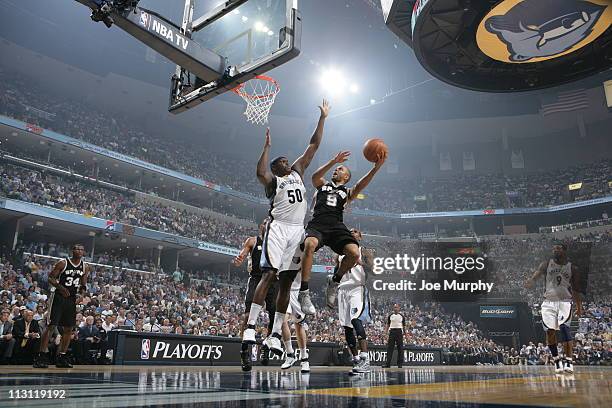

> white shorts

[
  {"left": 541, "top": 300, "right": 572, "bottom": 330},
  {"left": 286, "top": 289, "right": 305, "bottom": 323},
  {"left": 338, "top": 285, "right": 371, "bottom": 328},
  {"left": 260, "top": 220, "right": 304, "bottom": 272}
]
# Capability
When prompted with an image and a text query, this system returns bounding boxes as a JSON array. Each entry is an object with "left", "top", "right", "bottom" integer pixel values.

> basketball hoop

[{"left": 232, "top": 75, "right": 280, "bottom": 125}]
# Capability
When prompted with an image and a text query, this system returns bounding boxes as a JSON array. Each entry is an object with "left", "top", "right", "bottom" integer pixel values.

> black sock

[
  {"left": 241, "top": 342, "right": 249, "bottom": 352},
  {"left": 549, "top": 344, "right": 558, "bottom": 358},
  {"left": 300, "top": 281, "right": 309, "bottom": 291}
]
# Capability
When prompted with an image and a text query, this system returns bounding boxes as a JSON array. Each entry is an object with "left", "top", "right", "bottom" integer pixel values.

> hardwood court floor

[{"left": 0, "top": 365, "right": 609, "bottom": 407}]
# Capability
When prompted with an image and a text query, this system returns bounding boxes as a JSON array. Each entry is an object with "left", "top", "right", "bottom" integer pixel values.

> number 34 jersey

[
  {"left": 544, "top": 259, "right": 573, "bottom": 301},
  {"left": 59, "top": 257, "right": 85, "bottom": 297},
  {"left": 268, "top": 170, "right": 307, "bottom": 225}
]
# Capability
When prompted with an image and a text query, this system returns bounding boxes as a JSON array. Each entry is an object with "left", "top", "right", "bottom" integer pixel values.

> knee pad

[
  {"left": 559, "top": 324, "right": 572, "bottom": 343},
  {"left": 351, "top": 318, "right": 367, "bottom": 341},
  {"left": 344, "top": 326, "right": 357, "bottom": 349}
]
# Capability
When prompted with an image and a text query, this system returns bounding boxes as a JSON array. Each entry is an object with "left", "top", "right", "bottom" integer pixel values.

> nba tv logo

[
  {"left": 140, "top": 11, "right": 150, "bottom": 28},
  {"left": 141, "top": 339, "right": 150, "bottom": 359}
]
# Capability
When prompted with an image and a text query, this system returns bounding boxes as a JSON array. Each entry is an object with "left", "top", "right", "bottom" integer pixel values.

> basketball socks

[
  {"left": 300, "top": 281, "right": 309, "bottom": 291},
  {"left": 549, "top": 344, "right": 558, "bottom": 358},
  {"left": 247, "top": 304, "right": 263, "bottom": 326},
  {"left": 272, "top": 312, "right": 285, "bottom": 335},
  {"left": 359, "top": 351, "right": 369, "bottom": 361},
  {"left": 284, "top": 340, "right": 294, "bottom": 356},
  {"left": 301, "top": 348, "right": 308, "bottom": 360}
]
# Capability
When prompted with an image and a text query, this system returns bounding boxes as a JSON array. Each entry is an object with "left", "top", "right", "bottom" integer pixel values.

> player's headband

[{"left": 270, "top": 156, "right": 287, "bottom": 170}]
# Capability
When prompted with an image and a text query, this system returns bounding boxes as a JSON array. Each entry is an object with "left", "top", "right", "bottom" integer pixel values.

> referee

[{"left": 384, "top": 304, "right": 405, "bottom": 368}]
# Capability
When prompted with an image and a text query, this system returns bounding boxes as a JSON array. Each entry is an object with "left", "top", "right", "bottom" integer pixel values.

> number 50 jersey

[{"left": 267, "top": 170, "right": 307, "bottom": 225}]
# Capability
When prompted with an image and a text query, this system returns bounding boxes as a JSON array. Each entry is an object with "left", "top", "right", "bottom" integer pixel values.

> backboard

[{"left": 169, "top": 0, "right": 300, "bottom": 114}]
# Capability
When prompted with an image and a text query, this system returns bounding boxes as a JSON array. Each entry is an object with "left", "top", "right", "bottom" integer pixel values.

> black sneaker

[
  {"left": 240, "top": 350, "right": 252, "bottom": 372},
  {"left": 56, "top": 354, "right": 73, "bottom": 369},
  {"left": 260, "top": 345, "right": 270, "bottom": 366},
  {"left": 33, "top": 352, "right": 49, "bottom": 369}
]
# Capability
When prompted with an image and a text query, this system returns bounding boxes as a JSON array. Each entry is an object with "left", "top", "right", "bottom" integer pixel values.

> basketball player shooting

[
  {"left": 33, "top": 244, "right": 90, "bottom": 369},
  {"left": 299, "top": 149, "right": 386, "bottom": 312},
  {"left": 525, "top": 242, "right": 583, "bottom": 374},
  {"left": 242, "top": 100, "right": 330, "bottom": 356}
]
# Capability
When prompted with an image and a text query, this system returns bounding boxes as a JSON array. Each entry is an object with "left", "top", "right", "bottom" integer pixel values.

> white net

[{"left": 233, "top": 76, "right": 280, "bottom": 125}]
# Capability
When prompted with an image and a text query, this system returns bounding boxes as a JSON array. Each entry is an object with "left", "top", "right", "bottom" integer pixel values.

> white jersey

[
  {"left": 267, "top": 170, "right": 307, "bottom": 225},
  {"left": 338, "top": 248, "right": 366, "bottom": 289},
  {"left": 544, "top": 259, "right": 573, "bottom": 301}
]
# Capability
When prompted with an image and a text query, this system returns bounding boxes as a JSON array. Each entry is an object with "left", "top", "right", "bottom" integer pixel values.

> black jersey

[
  {"left": 59, "top": 257, "right": 85, "bottom": 297},
  {"left": 248, "top": 237, "right": 263, "bottom": 276},
  {"left": 312, "top": 182, "right": 350, "bottom": 223}
]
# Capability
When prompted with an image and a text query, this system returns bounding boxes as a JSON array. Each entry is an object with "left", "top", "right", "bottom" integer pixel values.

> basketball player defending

[
  {"left": 336, "top": 228, "right": 374, "bottom": 374},
  {"left": 280, "top": 269, "right": 310, "bottom": 373},
  {"left": 525, "top": 242, "right": 583, "bottom": 373},
  {"left": 233, "top": 218, "right": 277, "bottom": 371},
  {"left": 299, "top": 150, "right": 386, "bottom": 312},
  {"left": 34, "top": 244, "right": 89, "bottom": 368},
  {"left": 242, "top": 100, "right": 330, "bottom": 355}
]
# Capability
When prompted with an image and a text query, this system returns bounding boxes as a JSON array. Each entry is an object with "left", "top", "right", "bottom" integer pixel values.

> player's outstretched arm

[
  {"left": 292, "top": 99, "right": 330, "bottom": 176},
  {"left": 347, "top": 151, "right": 387, "bottom": 203},
  {"left": 233, "top": 236, "right": 256, "bottom": 267},
  {"left": 257, "top": 128, "right": 275, "bottom": 188},
  {"left": 48, "top": 259, "right": 70, "bottom": 298},
  {"left": 312, "top": 151, "right": 350, "bottom": 188},
  {"left": 525, "top": 261, "right": 547, "bottom": 288}
]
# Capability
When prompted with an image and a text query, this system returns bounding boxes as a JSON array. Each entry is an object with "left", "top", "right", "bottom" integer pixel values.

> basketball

[{"left": 363, "top": 138, "right": 388, "bottom": 162}]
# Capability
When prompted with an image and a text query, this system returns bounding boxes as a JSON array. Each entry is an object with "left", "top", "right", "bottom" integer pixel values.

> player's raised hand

[
  {"left": 333, "top": 151, "right": 351, "bottom": 163},
  {"left": 319, "top": 99, "right": 331, "bottom": 118},
  {"left": 264, "top": 127, "right": 271, "bottom": 148},
  {"left": 374, "top": 150, "right": 387, "bottom": 168}
]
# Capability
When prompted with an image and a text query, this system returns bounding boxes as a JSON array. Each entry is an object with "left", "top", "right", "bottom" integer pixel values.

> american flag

[{"left": 540, "top": 89, "right": 589, "bottom": 116}]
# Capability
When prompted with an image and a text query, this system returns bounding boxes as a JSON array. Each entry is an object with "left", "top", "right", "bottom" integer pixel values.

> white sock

[
  {"left": 352, "top": 355, "right": 360, "bottom": 363},
  {"left": 247, "top": 303, "right": 263, "bottom": 326},
  {"left": 284, "top": 340, "right": 294, "bottom": 355},
  {"left": 359, "top": 351, "right": 368, "bottom": 361},
  {"left": 272, "top": 312, "right": 285, "bottom": 335},
  {"left": 301, "top": 348, "right": 308, "bottom": 360}
]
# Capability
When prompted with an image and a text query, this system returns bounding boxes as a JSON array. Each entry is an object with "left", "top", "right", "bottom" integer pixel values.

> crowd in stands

[
  {"left": 1, "top": 70, "right": 611, "bottom": 215},
  {"left": 0, "top": 162, "right": 253, "bottom": 248}
]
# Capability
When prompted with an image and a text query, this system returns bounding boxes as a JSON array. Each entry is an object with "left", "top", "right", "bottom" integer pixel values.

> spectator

[
  {"left": 11, "top": 310, "right": 41, "bottom": 363},
  {"left": 0, "top": 309, "right": 16, "bottom": 364}
]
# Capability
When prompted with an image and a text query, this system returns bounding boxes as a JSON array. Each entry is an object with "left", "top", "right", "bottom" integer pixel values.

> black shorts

[
  {"left": 305, "top": 220, "right": 359, "bottom": 255},
  {"left": 48, "top": 291, "right": 77, "bottom": 327},
  {"left": 244, "top": 272, "right": 278, "bottom": 314}
]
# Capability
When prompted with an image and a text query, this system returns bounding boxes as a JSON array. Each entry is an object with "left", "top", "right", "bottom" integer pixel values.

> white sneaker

[
  {"left": 563, "top": 359, "right": 574, "bottom": 373},
  {"left": 351, "top": 358, "right": 360, "bottom": 373},
  {"left": 263, "top": 335, "right": 283, "bottom": 356},
  {"left": 281, "top": 354, "right": 297, "bottom": 369},
  {"left": 298, "top": 290, "right": 316, "bottom": 315},
  {"left": 300, "top": 359, "right": 310, "bottom": 373},
  {"left": 554, "top": 358, "right": 564, "bottom": 373},
  {"left": 242, "top": 328, "right": 256, "bottom": 344},
  {"left": 354, "top": 358, "right": 370, "bottom": 373},
  {"left": 325, "top": 275, "right": 339, "bottom": 308}
]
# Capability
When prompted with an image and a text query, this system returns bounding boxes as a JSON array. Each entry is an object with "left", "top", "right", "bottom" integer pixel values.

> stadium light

[{"left": 349, "top": 83, "right": 359, "bottom": 93}]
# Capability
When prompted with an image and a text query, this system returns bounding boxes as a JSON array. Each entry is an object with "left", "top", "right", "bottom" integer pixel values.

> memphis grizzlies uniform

[
  {"left": 338, "top": 248, "right": 371, "bottom": 327},
  {"left": 261, "top": 170, "right": 307, "bottom": 272},
  {"left": 48, "top": 257, "right": 84, "bottom": 327},
  {"left": 305, "top": 182, "right": 359, "bottom": 254},
  {"left": 245, "top": 237, "right": 277, "bottom": 313},
  {"left": 286, "top": 271, "right": 306, "bottom": 323},
  {"left": 541, "top": 259, "right": 573, "bottom": 330}
]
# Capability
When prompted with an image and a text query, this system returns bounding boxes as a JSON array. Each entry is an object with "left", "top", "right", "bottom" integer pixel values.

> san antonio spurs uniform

[
  {"left": 48, "top": 257, "right": 84, "bottom": 327},
  {"left": 338, "top": 248, "right": 371, "bottom": 327},
  {"left": 305, "top": 181, "right": 359, "bottom": 254},
  {"left": 541, "top": 259, "right": 573, "bottom": 330},
  {"left": 261, "top": 170, "right": 307, "bottom": 273}
]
